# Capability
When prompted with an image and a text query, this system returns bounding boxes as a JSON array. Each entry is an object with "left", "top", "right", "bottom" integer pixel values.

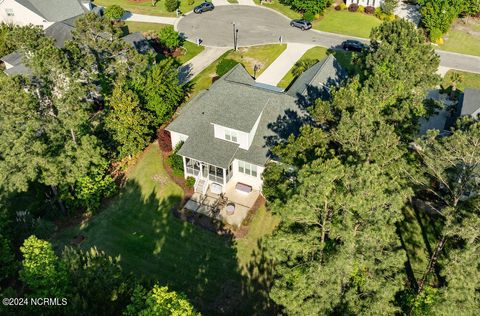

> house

[
  {"left": 458, "top": 88, "right": 480, "bottom": 119},
  {"left": 0, "top": 0, "right": 89, "bottom": 29},
  {"left": 419, "top": 88, "right": 480, "bottom": 135},
  {"left": 345, "top": 0, "right": 384, "bottom": 8},
  {"left": 166, "top": 55, "right": 345, "bottom": 196}
]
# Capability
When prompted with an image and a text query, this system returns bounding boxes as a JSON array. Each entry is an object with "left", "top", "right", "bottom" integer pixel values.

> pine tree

[{"left": 105, "top": 84, "right": 153, "bottom": 158}]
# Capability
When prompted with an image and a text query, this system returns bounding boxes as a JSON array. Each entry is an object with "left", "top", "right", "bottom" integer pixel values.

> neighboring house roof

[
  {"left": 122, "top": 32, "right": 154, "bottom": 55},
  {"left": 166, "top": 61, "right": 346, "bottom": 168},
  {"left": 15, "top": 0, "right": 86, "bottom": 22},
  {"left": 460, "top": 88, "right": 480, "bottom": 118},
  {"left": 286, "top": 54, "right": 347, "bottom": 99},
  {"left": 1, "top": 51, "right": 31, "bottom": 76},
  {"left": 44, "top": 17, "right": 78, "bottom": 48}
]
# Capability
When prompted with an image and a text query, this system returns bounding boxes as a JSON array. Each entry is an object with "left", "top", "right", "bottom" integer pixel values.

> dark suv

[
  {"left": 194, "top": 2, "right": 214, "bottom": 14},
  {"left": 290, "top": 19, "right": 312, "bottom": 31},
  {"left": 341, "top": 40, "right": 366, "bottom": 52}
]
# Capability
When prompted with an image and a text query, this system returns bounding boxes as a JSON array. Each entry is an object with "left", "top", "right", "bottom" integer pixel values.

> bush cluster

[
  {"left": 365, "top": 6, "right": 375, "bottom": 14},
  {"left": 348, "top": 4, "right": 359, "bottom": 12},
  {"left": 185, "top": 176, "right": 195, "bottom": 188},
  {"left": 104, "top": 5, "right": 125, "bottom": 20},
  {"left": 167, "top": 142, "right": 184, "bottom": 176}
]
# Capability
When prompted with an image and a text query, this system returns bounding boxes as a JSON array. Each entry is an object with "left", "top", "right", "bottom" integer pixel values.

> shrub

[
  {"left": 429, "top": 28, "right": 443, "bottom": 42},
  {"left": 157, "top": 128, "right": 172, "bottom": 153},
  {"left": 165, "top": 0, "right": 179, "bottom": 12},
  {"left": 334, "top": 5, "right": 341, "bottom": 11},
  {"left": 292, "top": 59, "right": 319, "bottom": 77},
  {"left": 168, "top": 142, "right": 184, "bottom": 176},
  {"left": 216, "top": 58, "right": 239, "bottom": 77},
  {"left": 348, "top": 4, "right": 359, "bottom": 12},
  {"left": 358, "top": 5, "right": 365, "bottom": 13},
  {"left": 104, "top": 5, "right": 125, "bottom": 20},
  {"left": 339, "top": 3, "right": 347, "bottom": 10},
  {"left": 303, "top": 11, "right": 315, "bottom": 22},
  {"left": 365, "top": 6, "right": 375, "bottom": 14},
  {"left": 381, "top": 0, "right": 398, "bottom": 15},
  {"left": 185, "top": 176, "right": 195, "bottom": 188},
  {"left": 158, "top": 26, "right": 181, "bottom": 50}
]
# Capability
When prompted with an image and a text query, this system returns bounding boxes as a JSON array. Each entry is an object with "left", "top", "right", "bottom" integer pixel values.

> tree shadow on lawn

[{"left": 68, "top": 179, "right": 274, "bottom": 315}]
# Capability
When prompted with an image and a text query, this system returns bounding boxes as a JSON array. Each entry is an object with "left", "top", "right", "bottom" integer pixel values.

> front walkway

[
  {"left": 255, "top": 43, "right": 314, "bottom": 86},
  {"left": 237, "top": 0, "right": 256, "bottom": 5},
  {"left": 122, "top": 12, "right": 178, "bottom": 25},
  {"left": 178, "top": 46, "right": 229, "bottom": 83},
  {"left": 212, "top": 0, "right": 231, "bottom": 5},
  {"left": 395, "top": 3, "right": 421, "bottom": 26}
]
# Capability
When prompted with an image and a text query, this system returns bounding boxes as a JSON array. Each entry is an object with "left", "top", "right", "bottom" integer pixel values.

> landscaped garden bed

[{"left": 94, "top": 0, "right": 204, "bottom": 17}]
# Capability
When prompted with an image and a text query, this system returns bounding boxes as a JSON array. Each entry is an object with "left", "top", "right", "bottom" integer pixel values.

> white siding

[
  {"left": 170, "top": 131, "right": 188, "bottom": 149},
  {"left": 0, "top": 0, "right": 53, "bottom": 29},
  {"left": 213, "top": 124, "right": 250, "bottom": 150},
  {"left": 230, "top": 159, "right": 265, "bottom": 190},
  {"left": 346, "top": 0, "right": 383, "bottom": 7},
  {"left": 248, "top": 111, "right": 262, "bottom": 148}
]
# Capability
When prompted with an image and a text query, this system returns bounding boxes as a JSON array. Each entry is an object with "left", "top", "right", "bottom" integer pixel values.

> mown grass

[
  {"left": 190, "top": 44, "right": 287, "bottom": 95},
  {"left": 54, "top": 143, "right": 279, "bottom": 313},
  {"left": 124, "top": 21, "right": 169, "bottom": 33},
  {"left": 94, "top": 0, "right": 204, "bottom": 17},
  {"left": 438, "top": 21, "right": 480, "bottom": 57},
  {"left": 443, "top": 70, "right": 480, "bottom": 91},
  {"left": 253, "top": 0, "right": 302, "bottom": 19},
  {"left": 313, "top": 8, "right": 381, "bottom": 39}
]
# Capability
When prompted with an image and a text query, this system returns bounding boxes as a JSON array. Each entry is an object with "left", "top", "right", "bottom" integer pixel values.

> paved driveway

[{"left": 177, "top": 6, "right": 480, "bottom": 74}]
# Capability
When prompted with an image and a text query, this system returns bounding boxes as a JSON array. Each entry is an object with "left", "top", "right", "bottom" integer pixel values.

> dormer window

[{"left": 224, "top": 129, "right": 238, "bottom": 142}]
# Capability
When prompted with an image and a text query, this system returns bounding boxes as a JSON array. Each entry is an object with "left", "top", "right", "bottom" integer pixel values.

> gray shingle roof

[
  {"left": 166, "top": 64, "right": 315, "bottom": 167},
  {"left": 1, "top": 52, "right": 22, "bottom": 67},
  {"left": 122, "top": 32, "right": 154, "bottom": 54},
  {"left": 461, "top": 88, "right": 480, "bottom": 118},
  {"left": 44, "top": 20, "right": 75, "bottom": 48},
  {"left": 287, "top": 54, "right": 346, "bottom": 98},
  {"left": 15, "top": 0, "right": 86, "bottom": 22}
]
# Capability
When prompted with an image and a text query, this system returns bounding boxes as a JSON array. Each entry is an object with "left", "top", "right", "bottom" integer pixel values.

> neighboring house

[
  {"left": 0, "top": 0, "right": 88, "bottom": 29},
  {"left": 1, "top": 17, "right": 153, "bottom": 75},
  {"left": 345, "top": 0, "right": 384, "bottom": 8},
  {"left": 458, "top": 88, "right": 480, "bottom": 119},
  {"left": 419, "top": 88, "right": 480, "bottom": 135},
  {"left": 166, "top": 55, "right": 345, "bottom": 195}
]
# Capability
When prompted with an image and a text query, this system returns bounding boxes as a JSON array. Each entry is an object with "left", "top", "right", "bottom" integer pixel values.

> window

[
  {"left": 224, "top": 129, "right": 238, "bottom": 142},
  {"left": 238, "top": 161, "right": 258, "bottom": 177},
  {"left": 5, "top": 9, "right": 14, "bottom": 16}
]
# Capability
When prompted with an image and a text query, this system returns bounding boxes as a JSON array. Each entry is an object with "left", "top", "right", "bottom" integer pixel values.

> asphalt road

[{"left": 177, "top": 6, "right": 480, "bottom": 74}]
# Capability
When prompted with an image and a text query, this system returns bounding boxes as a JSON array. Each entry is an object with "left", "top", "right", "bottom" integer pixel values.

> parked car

[
  {"left": 341, "top": 40, "right": 366, "bottom": 52},
  {"left": 194, "top": 2, "right": 214, "bottom": 14},
  {"left": 290, "top": 19, "right": 312, "bottom": 31}
]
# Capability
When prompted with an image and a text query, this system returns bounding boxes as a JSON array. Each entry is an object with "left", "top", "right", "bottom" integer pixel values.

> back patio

[{"left": 183, "top": 179, "right": 261, "bottom": 228}]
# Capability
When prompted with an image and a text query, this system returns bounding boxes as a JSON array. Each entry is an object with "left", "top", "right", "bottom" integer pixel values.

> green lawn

[
  {"left": 190, "top": 44, "right": 287, "bottom": 95},
  {"left": 54, "top": 143, "right": 278, "bottom": 313},
  {"left": 278, "top": 47, "right": 359, "bottom": 88},
  {"left": 443, "top": 70, "right": 480, "bottom": 91},
  {"left": 94, "top": 0, "right": 204, "bottom": 17},
  {"left": 253, "top": 0, "right": 302, "bottom": 20},
  {"left": 313, "top": 8, "right": 381, "bottom": 39},
  {"left": 438, "top": 21, "right": 480, "bottom": 56},
  {"left": 176, "top": 41, "right": 204, "bottom": 64},
  {"left": 124, "top": 21, "right": 169, "bottom": 33}
]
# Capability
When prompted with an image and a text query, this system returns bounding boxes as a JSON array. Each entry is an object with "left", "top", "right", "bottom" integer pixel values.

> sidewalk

[
  {"left": 178, "top": 46, "right": 229, "bottom": 83},
  {"left": 122, "top": 12, "right": 178, "bottom": 25},
  {"left": 255, "top": 43, "right": 314, "bottom": 86},
  {"left": 212, "top": 0, "right": 231, "bottom": 6},
  {"left": 237, "top": 0, "right": 256, "bottom": 5}
]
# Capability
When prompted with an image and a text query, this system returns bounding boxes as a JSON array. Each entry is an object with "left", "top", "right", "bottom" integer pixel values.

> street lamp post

[{"left": 233, "top": 22, "right": 238, "bottom": 50}]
